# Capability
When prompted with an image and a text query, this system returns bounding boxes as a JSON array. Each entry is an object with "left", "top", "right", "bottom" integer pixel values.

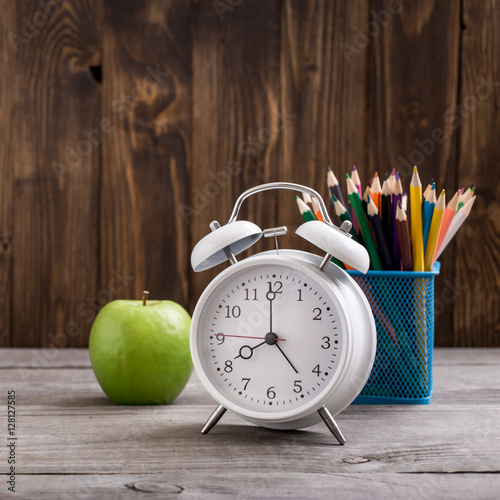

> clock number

[
  {"left": 312, "top": 307, "right": 322, "bottom": 320},
  {"left": 215, "top": 333, "right": 225, "bottom": 345},
  {"left": 267, "top": 281, "right": 283, "bottom": 294},
  {"left": 241, "top": 378, "right": 250, "bottom": 390},
  {"left": 312, "top": 364, "right": 322, "bottom": 377},
  {"left": 321, "top": 336, "right": 330, "bottom": 349},
  {"left": 267, "top": 386, "right": 276, "bottom": 399},
  {"left": 293, "top": 380, "right": 302, "bottom": 393},
  {"left": 297, "top": 289, "right": 303, "bottom": 301},
  {"left": 244, "top": 288, "right": 258, "bottom": 301},
  {"left": 224, "top": 360, "right": 233, "bottom": 373},
  {"left": 225, "top": 305, "right": 241, "bottom": 318}
]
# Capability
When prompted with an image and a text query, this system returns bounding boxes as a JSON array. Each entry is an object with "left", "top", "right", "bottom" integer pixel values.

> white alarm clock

[{"left": 190, "top": 182, "right": 376, "bottom": 444}]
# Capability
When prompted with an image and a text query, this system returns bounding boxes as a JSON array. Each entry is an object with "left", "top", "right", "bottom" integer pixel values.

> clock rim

[{"left": 190, "top": 253, "right": 355, "bottom": 423}]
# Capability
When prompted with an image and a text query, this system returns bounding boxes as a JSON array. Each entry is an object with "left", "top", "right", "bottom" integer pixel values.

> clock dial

[{"left": 195, "top": 264, "right": 345, "bottom": 414}]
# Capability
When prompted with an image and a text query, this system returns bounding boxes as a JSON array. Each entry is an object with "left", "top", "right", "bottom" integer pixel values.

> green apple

[{"left": 89, "top": 293, "right": 193, "bottom": 405}]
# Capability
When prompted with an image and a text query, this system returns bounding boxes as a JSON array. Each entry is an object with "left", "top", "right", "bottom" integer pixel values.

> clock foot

[
  {"left": 201, "top": 404, "right": 227, "bottom": 434},
  {"left": 318, "top": 406, "right": 346, "bottom": 445}
]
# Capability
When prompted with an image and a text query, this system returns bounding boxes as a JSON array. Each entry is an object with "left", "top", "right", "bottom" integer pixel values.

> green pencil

[
  {"left": 331, "top": 195, "right": 363, "bottom": 244},
  {"left": 346, "top": 174, "right": 383, "bottom": 270}
]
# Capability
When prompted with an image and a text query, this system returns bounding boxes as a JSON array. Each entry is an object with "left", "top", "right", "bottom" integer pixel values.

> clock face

[{"left": 193, "top": 262, "right": 346, "bottom": 417}]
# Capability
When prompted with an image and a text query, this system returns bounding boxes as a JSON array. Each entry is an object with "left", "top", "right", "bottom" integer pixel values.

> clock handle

[{"left": 227, "top": 182, "right": 334, "bottom": 228}]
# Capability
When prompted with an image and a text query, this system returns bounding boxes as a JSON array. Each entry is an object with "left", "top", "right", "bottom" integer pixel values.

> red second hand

[{"left": 218, "top": 333, "right": 286, "bottom": 341}]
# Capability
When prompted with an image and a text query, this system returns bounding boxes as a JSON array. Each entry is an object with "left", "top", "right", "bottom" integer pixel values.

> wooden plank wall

[{"left": 0, "top": 0, "right": 498, "bottom": 348}]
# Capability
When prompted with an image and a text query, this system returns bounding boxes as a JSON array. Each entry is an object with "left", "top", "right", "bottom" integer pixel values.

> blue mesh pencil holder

[{"left": 348, "top": 262, "right": 440, "bottom": 404}]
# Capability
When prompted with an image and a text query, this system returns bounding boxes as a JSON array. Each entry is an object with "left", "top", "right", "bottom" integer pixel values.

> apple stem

[{"left": 142, "top": 291, "right": 149, "bottom": 306}]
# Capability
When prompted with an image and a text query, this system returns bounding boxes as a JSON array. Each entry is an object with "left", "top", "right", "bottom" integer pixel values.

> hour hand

[{"left": 234, "top": 341, "right": 266, "bottom": 360}]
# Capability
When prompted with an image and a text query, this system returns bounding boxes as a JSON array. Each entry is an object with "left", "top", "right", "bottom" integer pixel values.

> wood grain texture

[
  {"left": 0, "top": 0, "right": 13, "bottom": 346},
  {"left": 6, "top": 473, "right": 500, "bottom": 500},
  {"left": 454, "top": 0, "right": 500, "bottom": 346},
  {"left": 4, "top": 0, "right": 102, "bottom": 347},
  {"left": 367, "top": 0, "right": 461, "bottom": 346},
  {"left": 0, "top": 348, "right": 499, "bottom": 499},
  {"left": 279, "top": 0, "right": 370, "bottom": 251},
  {"left": 100, "top": 1, "right": 191, "bottom": 312},
  {"left": 189, "top": 0, "right": 281, "bottom": 310}
]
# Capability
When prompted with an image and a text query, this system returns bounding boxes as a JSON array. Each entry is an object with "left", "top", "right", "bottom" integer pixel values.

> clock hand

[
  {"left": 217, "top": 334, "right": 286, "bottom": 341},
  {"left": 275, "top": 342, "right": 299, "bottom": 374},
  {"left": 234, "top": 341, "right": 266, "bottom": 360}
]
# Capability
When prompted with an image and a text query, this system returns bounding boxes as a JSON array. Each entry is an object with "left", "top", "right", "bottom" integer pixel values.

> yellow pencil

[
  {"left": 424, "top": 189, "right": 446, "bottom": 271},
  {"left": 410, "top": 166, "right": 424, "bottom": 271}
]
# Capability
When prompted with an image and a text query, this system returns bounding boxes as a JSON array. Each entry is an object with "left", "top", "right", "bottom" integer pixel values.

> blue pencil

[{"left": 422, "top": 182, "right": 436, "bottom": 250}]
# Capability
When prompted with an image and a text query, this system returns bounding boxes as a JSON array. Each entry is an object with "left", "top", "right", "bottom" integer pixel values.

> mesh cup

[{"left": 348, "top": 262, "right": 440, "bottom": 404}]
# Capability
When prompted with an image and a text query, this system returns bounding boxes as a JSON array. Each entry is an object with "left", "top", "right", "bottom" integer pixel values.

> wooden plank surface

[
  {"left": 367, "top": 0, "right": 461, "bottom": 347},
  {"left": 189, "top": 0, "right": 281, "bottom": 310},
  {"left": 278, "top": 0, "right": 369, "bottom": 251},
  {"left": 0, "top": 0, "right": 12, "bottom": 346},
  {"left": 100, "top": 0, "right": 192, "bottom": 314},
  {"left": 0, "top": 348, "right": 499, "bottom": 499},
  {"left": 4, "top": 473, "right": 500, "bottom": 500},
  {"left": 454, "top": 0, "right": 500, "bottom": 346},
  {"left": 2, "top": 0, "right": 102, "bottom": 348}
]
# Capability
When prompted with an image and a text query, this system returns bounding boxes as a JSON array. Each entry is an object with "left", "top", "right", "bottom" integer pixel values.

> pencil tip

[
  {"left": 352, "top": 165, "right": 357, "bottom": 171},
  {"left": 413, "top": 165, "right": 418, "bottom": 173},
  {"left": 345, "top": 173, "right": 350, "bottom": 179},
  {"left": 326, "top": 165, "right": 331, "bottom": 172},
  {"left": 395, "top": 171, "right": 400, "bottom": 180},
  {"left": 332, "top": 194, "right": 338, "bottom": 202}
]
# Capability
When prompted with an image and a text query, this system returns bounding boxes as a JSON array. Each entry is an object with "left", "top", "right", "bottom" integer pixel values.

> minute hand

[{"left": 275, "top": 342, "right": 298, "bottom": 374}]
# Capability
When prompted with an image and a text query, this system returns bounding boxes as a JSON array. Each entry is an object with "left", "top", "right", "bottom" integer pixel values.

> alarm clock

[{"left": 190, "top": 182, "right": 376, "bottom": 444}]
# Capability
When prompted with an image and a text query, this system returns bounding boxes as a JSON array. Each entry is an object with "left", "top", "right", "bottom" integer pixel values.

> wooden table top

[{"left": 1, "top": 348, "right": 499, "bottom": 499}]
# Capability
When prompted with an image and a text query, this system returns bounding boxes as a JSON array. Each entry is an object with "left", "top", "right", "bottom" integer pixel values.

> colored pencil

[
  {"left": 367, "top": 195, "right": 393, "bottom": 270},
  {"left": 351, "top": 165, "right": 362, "bottom": 195},
  {"left": 396, "top": 201, "right": 413, "bottom": 271},
  {"left": 362, "top": 184, "right": 371, "bottom": 214},
  {"left": 434, "top": 189, "right": 460, "bottom": 259},
  {"left": 410, "top": 166, "right": 425, "bottom": 272},
  {"left": 424, "top": 189, "right": 446, "bottom": 271},
  {"left": 434, "top": 195, "right": 475, "bottom": 261},
  {"left": 302, "top": 192, "right": 313, "bottom": 212},
  {"left": 402, "top": 193, "right": 408, "bottom": 212},
  {"left": 296, "top": 196, "right": 315, "bottom": 222},
  {"left": 381, "top": 174, "right": 392, "bottom": 249},
  {"left": 349, "top": 165, "right": 361, "bottom": 234},
  {"left": 346, "top": 174, "right": 383, "bottom": 270},
  {"left": 422, "top": 182, "right": 436, "bottom": 250},
  {"left": 331, "top": 195, "right": 362, "bottom": 244},
  {"left": 423, "top": 179, "right": 434, "bottom": 200},
  {"left": 391, "top": 172, "right": 403, "bottom": 270},
  {"left": 310, "top": 196, "right": 323, "bottom": 221},
  {"left": 326, "top": 166, "right": 346, "bottom": 208},
  {"left": 457, "top": 185, "right": 475, "bottom": 211},
  {"left": 388, "top": 168, "right": 396, "bottom": 192},
  {"left": 370, "top": 172, "right": 382, "bottom": 212}
]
